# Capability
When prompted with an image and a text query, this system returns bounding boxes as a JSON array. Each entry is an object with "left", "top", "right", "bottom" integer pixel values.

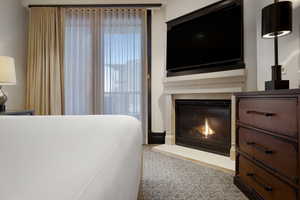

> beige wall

[
  {"left": 151, "top": 8, "right": 166, "bottom": 132},
  {"left": 166, "top": 0, "right": 219, "bottom": 21},
  {"left": 257, "top": 0, "right": 300, "bottom": 90},
  {"left": 0, "top": 0, "right": 27, "bottom": 110}
]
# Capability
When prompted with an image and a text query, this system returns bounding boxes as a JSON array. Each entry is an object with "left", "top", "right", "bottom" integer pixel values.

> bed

[{"left": 0, "top": 115, "right": 143, "bottom": 200}]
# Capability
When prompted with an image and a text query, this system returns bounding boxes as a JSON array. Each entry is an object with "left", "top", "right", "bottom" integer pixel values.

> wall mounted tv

[{"left": 167, "top": 0, "right": 244, "bottom": 77}]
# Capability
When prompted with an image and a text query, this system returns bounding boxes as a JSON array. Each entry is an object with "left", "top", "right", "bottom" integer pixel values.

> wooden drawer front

[
  {"left": 239, "top": 156, "right": 297, "bottom": 200},
  {"left": 238, "top": 98, "right": 297, "bottom": 137},
  {"left": 239, "top": 127, "right": 298, "bottom": 182}
]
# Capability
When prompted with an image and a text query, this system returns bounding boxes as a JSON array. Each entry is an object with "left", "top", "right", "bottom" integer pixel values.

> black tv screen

[{"left": 167, "top": 0, "right": 244, "bottom": 76}]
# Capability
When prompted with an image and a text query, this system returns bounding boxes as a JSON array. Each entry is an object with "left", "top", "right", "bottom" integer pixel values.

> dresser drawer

[
  {"left": 238, "top": 98, "right": 297, "bottom": 138},
  {"left": 239, "top": 127, "right": 298, "bottom": 182},
  {"left": 239, "top": 155, "right": 297, "bottom": 200}
]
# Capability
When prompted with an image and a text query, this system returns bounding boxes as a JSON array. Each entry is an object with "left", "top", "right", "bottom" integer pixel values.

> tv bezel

[{"left": 166, "top": 0, "right": 245, "bottom": 77}]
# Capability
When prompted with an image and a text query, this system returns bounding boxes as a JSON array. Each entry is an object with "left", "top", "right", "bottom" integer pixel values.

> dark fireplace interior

[{"left": 175, "top": 100, "right": 231, "bottom": 156}]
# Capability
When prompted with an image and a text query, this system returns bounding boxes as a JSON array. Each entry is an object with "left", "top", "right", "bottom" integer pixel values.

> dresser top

[{"left": 235, "top": 89, "right": 300, "bottom": 97}]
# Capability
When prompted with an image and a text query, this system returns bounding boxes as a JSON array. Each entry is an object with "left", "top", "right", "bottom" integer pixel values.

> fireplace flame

[
  {"left": 203, "top": 118, "right": 214, "bottom": 138},
  {"left": 194, "top": 118, "right": 215, "bottom": 138}
]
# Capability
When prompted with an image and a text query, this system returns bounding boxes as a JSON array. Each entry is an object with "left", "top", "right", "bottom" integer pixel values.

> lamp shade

[
  {"left": 0, "top": 56, "right": 16, "bottom": 85},
  {"left": 262, "top": 1, "right": 292, "bottom": 39}
]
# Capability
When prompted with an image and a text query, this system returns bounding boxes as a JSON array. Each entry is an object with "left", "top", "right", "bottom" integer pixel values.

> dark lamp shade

[{"left": 262, "top": 1, "right": 292, "bottom": 39}]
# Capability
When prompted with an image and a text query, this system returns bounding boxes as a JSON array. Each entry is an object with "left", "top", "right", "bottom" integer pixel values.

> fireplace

[{"left": 175, "top": 100, "right": 231, "bottom": 156}]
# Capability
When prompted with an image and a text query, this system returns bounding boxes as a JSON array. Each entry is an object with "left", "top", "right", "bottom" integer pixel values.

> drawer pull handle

[
  {"left": 247, "top": 173, "right": 273, "bottom": 192},
  {"left": 246, "top": 110, "right": 275, "bottom": 117},
  {"left": 246, "top": 142, "right": 274, "bottom": 154}
]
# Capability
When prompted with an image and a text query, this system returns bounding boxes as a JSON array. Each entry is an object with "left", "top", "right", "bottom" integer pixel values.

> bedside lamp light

[
  {"left": 262, "top": 0, "right": 292, "bottom": 90},
  {"left": 0, "top": 56, "right": 16, "bottom": 112}
]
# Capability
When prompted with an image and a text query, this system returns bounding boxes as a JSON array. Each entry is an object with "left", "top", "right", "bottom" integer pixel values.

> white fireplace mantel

[
  {"left": 164, "top": 69, "right": 246, "bottom": 94},
  {"left": 163, "top": 69, "right": 246, "bottom": 160}
]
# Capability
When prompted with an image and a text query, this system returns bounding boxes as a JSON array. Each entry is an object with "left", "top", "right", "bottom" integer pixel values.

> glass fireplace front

[{"left": 175, "top": 100, "right": 231, "bottom": 156}]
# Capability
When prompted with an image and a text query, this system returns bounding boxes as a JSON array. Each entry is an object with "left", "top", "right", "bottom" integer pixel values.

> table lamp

[
  {"left": 262, "top": 0, "right": 292, "bottom": 90},
  {"left": 0, "top": 56, "right": 16, "bottom": 112}
]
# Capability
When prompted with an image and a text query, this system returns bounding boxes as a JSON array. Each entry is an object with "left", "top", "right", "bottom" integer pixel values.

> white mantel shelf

[
  {"left": 163, "top": 69, "right": 246, "bottom": 94},
  {"left": 164, "top": 69, "right": 245, "bottom": 83}
]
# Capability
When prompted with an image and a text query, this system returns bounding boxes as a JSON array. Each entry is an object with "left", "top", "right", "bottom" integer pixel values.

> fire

[
  {"left": 204, "top": 118, "right": 214, "bottom": 136},
  {"left": 195, "top": 118, "right": 215, "bottom": 138}
]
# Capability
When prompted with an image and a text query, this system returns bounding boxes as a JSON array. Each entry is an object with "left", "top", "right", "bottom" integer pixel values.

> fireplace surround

[{"left": 161, "top": 69, "right": 246, "bottom": 161}]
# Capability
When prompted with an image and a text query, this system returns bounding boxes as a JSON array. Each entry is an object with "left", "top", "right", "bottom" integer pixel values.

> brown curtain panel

[{"left": 26, "top": 7, "right": 65, "bottom": 115}]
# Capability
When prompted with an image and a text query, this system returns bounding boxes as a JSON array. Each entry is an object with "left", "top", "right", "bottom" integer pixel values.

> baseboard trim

[{"left": 149, "top": 132, "right": 166, "bottom": 144}]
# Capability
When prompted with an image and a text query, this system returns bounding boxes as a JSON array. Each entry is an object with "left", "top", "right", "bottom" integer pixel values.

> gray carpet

[{"left": 138, "top": 147, "right": 247, "bottom": 200}]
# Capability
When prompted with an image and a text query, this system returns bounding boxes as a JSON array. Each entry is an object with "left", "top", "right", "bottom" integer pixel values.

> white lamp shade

[{"left": 0, "top": 56, "right": 16, "bottom": 85}]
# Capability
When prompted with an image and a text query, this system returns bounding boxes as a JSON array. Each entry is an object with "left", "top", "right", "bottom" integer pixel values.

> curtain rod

[{"left": 28, "top": 4, "right": 162, "bottom": 8}]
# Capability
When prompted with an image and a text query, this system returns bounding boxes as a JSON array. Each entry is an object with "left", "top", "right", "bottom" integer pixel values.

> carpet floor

[{"left": 138, "top": 146, "right": 247, "bottom": 200}]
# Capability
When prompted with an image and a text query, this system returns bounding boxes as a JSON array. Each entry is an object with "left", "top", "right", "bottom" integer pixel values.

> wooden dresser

[{"left": 234, "top": 89, "right": 300, "bottom": 200}]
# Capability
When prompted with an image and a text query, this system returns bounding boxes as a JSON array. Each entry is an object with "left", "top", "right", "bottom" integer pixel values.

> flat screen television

[{"left": 167, "top": 0, "right": 244, "bottom": 76}]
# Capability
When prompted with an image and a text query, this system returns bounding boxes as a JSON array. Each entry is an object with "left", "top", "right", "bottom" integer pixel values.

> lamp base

[
  {"left": 0, "top": 104, "right": 6, "bottom": 112},
  {"left": 0, "top": 86, "right": 7, "bottom": 112},
  {"left": 265, "top": 80, "right": 289, "bottom": 91}
]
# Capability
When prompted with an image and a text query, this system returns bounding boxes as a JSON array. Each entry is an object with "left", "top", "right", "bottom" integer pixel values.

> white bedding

[{"left": 0, "top": 115, "right": 142, "bottom": 200}]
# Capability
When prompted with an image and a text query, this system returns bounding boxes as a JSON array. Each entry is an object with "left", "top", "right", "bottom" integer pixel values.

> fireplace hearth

[{"left": 175, "top": 100, "right": 231, "bottom": 156}]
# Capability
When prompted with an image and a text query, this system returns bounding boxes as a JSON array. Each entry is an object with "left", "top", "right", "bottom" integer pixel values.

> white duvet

[{"left": 0, "top": 115, "right": 143, "bottom": 200}]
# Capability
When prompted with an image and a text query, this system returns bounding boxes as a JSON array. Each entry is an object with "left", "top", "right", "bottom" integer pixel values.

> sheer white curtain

[
  {"left": 102, "top": 9, "right": 147, "bottom": 121},
  {"left": 64, "top": 8, "right": 103, "bottom": 115},
  {"left": 63, "top": 8, "right": 147, "bottom": 137}
]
